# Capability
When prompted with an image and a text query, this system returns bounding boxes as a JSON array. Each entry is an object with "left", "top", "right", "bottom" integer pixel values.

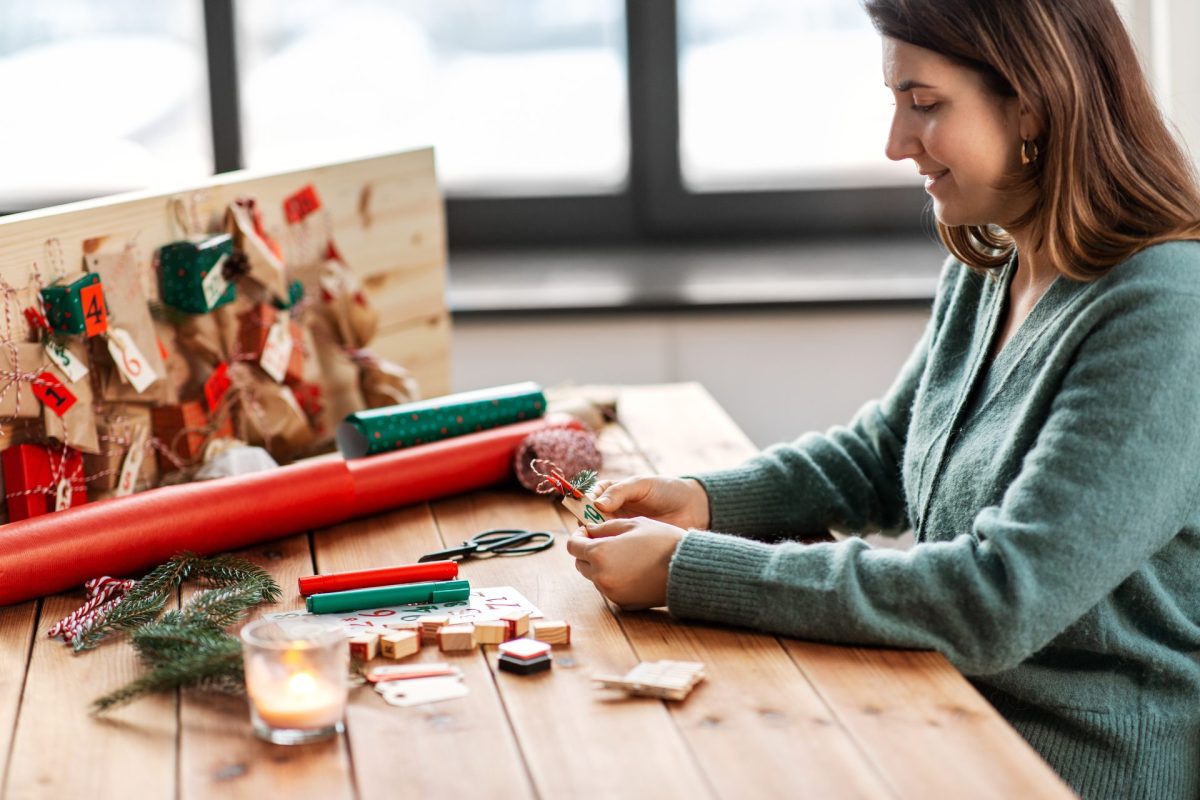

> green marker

[{"left": 305, "top": 579, "right": 471, "bottom": 614}]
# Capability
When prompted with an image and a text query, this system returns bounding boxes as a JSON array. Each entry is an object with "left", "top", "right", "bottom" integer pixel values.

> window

[
  {"left": 236, "top": 0, "right": 628, "bottom": 197},
  {"left": 0, "top": 1, "right": 211, "bottom": 210}
]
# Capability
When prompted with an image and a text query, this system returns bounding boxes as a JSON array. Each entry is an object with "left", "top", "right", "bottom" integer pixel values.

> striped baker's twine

[{"left": 48, "top": 576, "right": 136, "bottom": 642}]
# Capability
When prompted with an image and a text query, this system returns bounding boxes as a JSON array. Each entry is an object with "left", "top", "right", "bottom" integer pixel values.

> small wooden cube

[
  {"left": 348, "top": 632, "right": 380, "bottom": 661},
  {"left": 498, "top": 611, "right": 531, "bottom": 641},
  {"left": 383, "top": 620, "right": 421, "bottom": 635},
  {"left": 473, "top": 620, "right": 508, "bottom": 645},
  {"left": 530, "top": 620, "right": 571, "bottom": 646},
  {"left": 380, "top": 630, "right": 420, "bottom": 660},
  {"left": 437, "top": 624, "right": 477, "bottom": 652},
  {"left": 418, "top": 614, "right": 450, "bottom": 643}
]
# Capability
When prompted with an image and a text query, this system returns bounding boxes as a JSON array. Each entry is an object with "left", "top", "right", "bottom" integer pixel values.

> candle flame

[{"left": 288, "top": 671, "right": 317, "bottom": 695}]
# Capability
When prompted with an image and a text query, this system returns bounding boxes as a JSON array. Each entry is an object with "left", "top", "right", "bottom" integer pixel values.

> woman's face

[{"left": 882, "top": 37, "right": 1029, "bottom": 228}]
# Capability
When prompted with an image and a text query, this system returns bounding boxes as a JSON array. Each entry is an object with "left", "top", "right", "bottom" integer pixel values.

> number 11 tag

[{"left": 106, "top": 328, "right": 158, "bottom": 393}]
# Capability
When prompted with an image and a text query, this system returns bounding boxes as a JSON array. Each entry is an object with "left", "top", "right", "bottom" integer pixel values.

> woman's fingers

[
  {"left": 594, "top": 477, "right": 653, "bottom": 513},
  {"left": 566, "top": 531, "right": 595, "bottom": 559},
  {"left": 585, "top": 518, "right": 638, "bottom": 539}
]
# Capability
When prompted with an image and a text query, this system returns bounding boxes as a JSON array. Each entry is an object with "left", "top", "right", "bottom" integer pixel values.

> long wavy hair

[{"left": 864, "top": 0, "right": 1200, "bottom": 279}]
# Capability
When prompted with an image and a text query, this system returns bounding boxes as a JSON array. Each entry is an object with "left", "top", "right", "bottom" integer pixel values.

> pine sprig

[
  {"left": 571, "top": 469, "right": 599, "bottom": 495},
  {"left": 74, "top": 552, "right": 282, "bottom": 713},
  {"left": 72, "top": 552, "right": 201, "bottom": 651},
  {"left": 92, "top": 637, "right": 244, "bottom": 713}
]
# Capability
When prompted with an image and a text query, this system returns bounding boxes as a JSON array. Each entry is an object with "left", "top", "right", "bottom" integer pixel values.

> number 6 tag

[{"left": 106, "top": 328, "right": 158, "bottom": 393}]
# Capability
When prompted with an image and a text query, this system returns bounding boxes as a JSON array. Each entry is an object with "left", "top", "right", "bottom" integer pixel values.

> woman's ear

[{"left": 1018, "top": 104, "right": 1043, "bottom": 141}]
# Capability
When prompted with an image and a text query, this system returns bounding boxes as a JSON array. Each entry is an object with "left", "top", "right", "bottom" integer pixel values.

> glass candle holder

[{"left": 240, "top": 617, "right": 349, "bottom": 745}]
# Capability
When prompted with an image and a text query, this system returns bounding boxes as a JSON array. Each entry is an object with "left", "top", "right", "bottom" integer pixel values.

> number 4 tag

[{"left": 79, "top": 283, "right": 108, "bottom": 337}]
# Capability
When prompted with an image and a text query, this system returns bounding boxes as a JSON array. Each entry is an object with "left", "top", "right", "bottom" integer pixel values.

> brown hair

[{"left": 864, "top": 0, "right": 1200, "bottom": 279}]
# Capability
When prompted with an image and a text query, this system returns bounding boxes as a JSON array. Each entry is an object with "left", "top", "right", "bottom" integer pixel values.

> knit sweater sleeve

[
  {"left": 686, "top": 258, "right": 958, "bottom": 540},
  {"left": 668, "top": 279, "right": 1200, "bottom": 675}
]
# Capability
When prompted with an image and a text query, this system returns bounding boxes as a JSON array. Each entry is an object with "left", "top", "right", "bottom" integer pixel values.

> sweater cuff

[
  {"left": 667, "top": 529, "right": 775, "bottom": 629},
  {"left": 684, "top": 464, "right": 792, "bottom": 537}
]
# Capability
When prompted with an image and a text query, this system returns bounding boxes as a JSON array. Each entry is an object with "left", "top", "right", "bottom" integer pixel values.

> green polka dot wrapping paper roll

[{"left": 336, "top": 382, "right": 547, "bottom": 458}]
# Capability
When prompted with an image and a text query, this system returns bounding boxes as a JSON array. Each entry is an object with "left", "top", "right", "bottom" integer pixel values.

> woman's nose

[{"left": 884, "top": 111, "right": 921, "bottom": 162}]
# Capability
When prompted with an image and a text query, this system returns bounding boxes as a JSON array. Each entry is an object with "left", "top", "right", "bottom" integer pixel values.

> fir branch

[
  {"left": 92, "top": 637, "right": 244, "bottom": 713},
  {"left": 177, "top": 581, "right": 277, "bottom": 630},
  {"left": 571, "top": 469, "right": 599, "bottom": 495},
  {"left": 130, "top": 620, "right": 230, "bottom": 667},
  {"left": 191, "top": 555, "right": 280, "bottom": 597},
  {"left": 71, "top": 553, "right": 200, "bottom": 652}
]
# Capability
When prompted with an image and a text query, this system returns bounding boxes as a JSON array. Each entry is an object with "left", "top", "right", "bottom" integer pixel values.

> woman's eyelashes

[{"left": 910, "top": 102, "right": 939, "bottom": 113}]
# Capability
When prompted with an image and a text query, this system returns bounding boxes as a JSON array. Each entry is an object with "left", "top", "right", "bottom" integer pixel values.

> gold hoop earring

[{"left": 1021, "top": 138, "right": 1040, "bottom": 165}]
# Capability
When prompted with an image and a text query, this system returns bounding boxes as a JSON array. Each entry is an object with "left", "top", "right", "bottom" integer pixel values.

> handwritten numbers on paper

[
  {"left": 45, "top": 340, "right": 89, "bottom": 383},
  {"left": 115, "top": 426, "right": 148, "bottom": 497},
  {"left": 259, "top": 318, "right": 294, "bottom": 383},
  {"left": 33, "top": 371, "right": 77, "bottom": 416},
  {"left": 79, "top": 283, "right": 108, "bottom": 337},
  {"left": 106, "top": 329, "right": 157, "bottom": 393},
  {"left": 201, "top": 254, "right": 231, "bottom": 311}
]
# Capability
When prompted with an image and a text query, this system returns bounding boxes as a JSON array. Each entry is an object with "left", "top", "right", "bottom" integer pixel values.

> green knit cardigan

[{"left": 669, "top": 242, "right": 1200, "bottom": 799}]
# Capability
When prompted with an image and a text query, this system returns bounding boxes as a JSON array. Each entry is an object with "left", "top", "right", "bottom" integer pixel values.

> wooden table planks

[{"left": 0, "top": 382, "right": 1076, "bottom": 800}]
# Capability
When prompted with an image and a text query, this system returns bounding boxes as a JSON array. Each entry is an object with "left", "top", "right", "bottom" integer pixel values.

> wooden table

[{"left": 0, "top": 384, "right": 1075, "bottom": 799}]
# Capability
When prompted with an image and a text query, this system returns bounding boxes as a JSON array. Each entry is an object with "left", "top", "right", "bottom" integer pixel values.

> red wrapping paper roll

[{"left": 0, "top": 415, "right": 582, "bottom": 606}]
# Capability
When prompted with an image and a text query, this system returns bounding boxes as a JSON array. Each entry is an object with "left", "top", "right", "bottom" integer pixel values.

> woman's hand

[
  {"left": 592, "top": 476, "right": 710, "bottom": 530},
  {"left": 566, "top": 517, "right": 687, "bottom": 609}
]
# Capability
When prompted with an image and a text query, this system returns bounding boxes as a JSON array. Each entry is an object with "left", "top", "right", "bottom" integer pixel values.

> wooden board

[
  {"left": 0, "top": 601, "right": 36, "bottom": 790},
  {"left": 0, "top": 147, "right": 450, "bottom": 396}
]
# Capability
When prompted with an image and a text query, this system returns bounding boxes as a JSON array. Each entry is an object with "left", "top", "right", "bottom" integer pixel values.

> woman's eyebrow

[{"left": 886, "top": 79, "right": 936, "bottom": 91}]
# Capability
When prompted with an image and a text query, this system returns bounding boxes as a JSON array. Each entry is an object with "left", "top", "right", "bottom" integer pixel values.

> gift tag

[
  {"left": 79, "top": 282, "right": 109, "bottom": 337},
  {"left": 106, "top": 328, "right": 158, "bottom": 393},
  {"left": 259, "top": 318, "right": 294, "bottom": 383},
  {"left": 376, "top": 676, "right": 468, "bottom": 707},
  {"left": 44, "top": 339, "right": 89, "bottom": 383},
  {"left": 201, "top": 254, "right": 231, "bottom": 311},
  {"left": 115, "top": 425, "right": 148, "bottom": 497},
  {"left": 32, "top": 371, "right": 77, "bottom": 416},
  {"left": 54, "top": 476, "right": 73, "bottom": 511}
]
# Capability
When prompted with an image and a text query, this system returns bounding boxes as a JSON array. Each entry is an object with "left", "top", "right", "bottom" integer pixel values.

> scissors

[{"left": 418, "top": 529, "right": 555, "bottom": 563}]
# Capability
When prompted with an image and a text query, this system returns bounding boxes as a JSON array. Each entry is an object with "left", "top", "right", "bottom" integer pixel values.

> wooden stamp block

[
  {"left": 349, "top": 632, "right": 380, "bottom": 661},
  {"left": 380, "top": 630, "right": 420, "bottom": 660},
  {"left": 383, "top": 620, "right": 421, "bottom": 635},
  {"left": 473, "top": 620, "right": 508, "bottom": 645},
  {"left": 418, "top": 614, "right": 450, "bottom": 643},
  {"left": 530, "top": 620, "right": 570, "bottom": 646},
  {"left": 498, "top": 610, "right": 531, "bottom": 640},
  {"left": 593, "top": 660, "right": 706, "bottom": 701},
  {"left": 437, "top": 624, "right": 477, "bottom": 652}
]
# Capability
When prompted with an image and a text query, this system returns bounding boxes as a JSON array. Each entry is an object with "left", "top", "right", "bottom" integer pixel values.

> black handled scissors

[{"left": 418, "top": 529, "right": 555, "bottom": 563}]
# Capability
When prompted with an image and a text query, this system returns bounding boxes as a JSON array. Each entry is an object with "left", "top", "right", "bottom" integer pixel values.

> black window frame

[{"left": 215, "top": 0, "right": 932, "bottom": 246}]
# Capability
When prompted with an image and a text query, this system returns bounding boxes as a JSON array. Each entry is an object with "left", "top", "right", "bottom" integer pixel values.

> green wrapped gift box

[
  {"left": 41, "top": 272, "right": 108, "bottom": 337},
  {"left": 158, "top": 234, "right": 237, "bottom": 314},
  {"left": 336, "top": 381, "right": 546, "bottom": 458}
]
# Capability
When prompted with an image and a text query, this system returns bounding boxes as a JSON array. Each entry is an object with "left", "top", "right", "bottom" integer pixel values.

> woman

[{"left": 566, "top": 1, "right": 1200, "bottom": 797}]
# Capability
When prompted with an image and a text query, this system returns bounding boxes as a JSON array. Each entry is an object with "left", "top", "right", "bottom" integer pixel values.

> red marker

[{"left": 298, "top": 560, "right": 458, "bottom": 597}]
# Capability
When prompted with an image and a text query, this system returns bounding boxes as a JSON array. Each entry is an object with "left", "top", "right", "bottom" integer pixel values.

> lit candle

[{"left": 241, "top": 618, "right": 348, "bottom": 744}]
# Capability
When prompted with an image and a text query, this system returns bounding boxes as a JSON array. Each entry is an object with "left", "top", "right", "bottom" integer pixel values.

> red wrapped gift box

[{"left": 2, "top": 443, "right": 88, "bottom": 521}]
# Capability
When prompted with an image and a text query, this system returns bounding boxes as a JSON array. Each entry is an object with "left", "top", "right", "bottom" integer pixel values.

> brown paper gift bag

[
  {"left": 42, "top": 339, "right": 100, "bottom": 453},
  {"left": 0, "top": 343, "right": 47, "bottom": 419},
  {"left": 86, "top": 250, "right": 170, "bottom": 403},
  {"left": 234, "top": 368, "right": 314, "bottom": 460},
  {"left": 84, "top": 403, "right": 158, "bottom": 493},
  {"left": 226, "top": 197, "right": 290, "bottom": 301}
]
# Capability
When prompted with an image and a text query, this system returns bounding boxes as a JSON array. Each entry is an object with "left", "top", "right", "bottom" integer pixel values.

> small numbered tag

[
  {"left": 201, "top": 254, "right": 231, "bottom": 310},
  {"left": 115, "top": 425, "right": 148, "bottom": 497},
  {"left": 562, "top": 494, "right": 607, "bottom": 526},
  {"left": 283, "top": 184, "right": 321, "bottom": 223},
  {"left": 106, "top": 328, "right": 158, "bottom": 393},
  {"left": 79, "top": 282, "right": 109, "bottom": 337},
  {"left": 32, "top": 371, "right": 77, "bottom": 416},
  {"left": 44, "top": 340, "right": 89, "bottom": 383},
  {"left": 259, "top": 318, "right": 294, "bottom": 383},
  {"left": 54, "top": 477, "right": 73, "bottom": 511},
  {"left": 204, "top": 361, "right": 231, "bottom": 411}
]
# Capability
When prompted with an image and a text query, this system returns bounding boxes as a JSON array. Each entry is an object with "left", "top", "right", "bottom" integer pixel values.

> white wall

[{"left": 452, "top": 307, "right": 930, "bottom": 448}]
